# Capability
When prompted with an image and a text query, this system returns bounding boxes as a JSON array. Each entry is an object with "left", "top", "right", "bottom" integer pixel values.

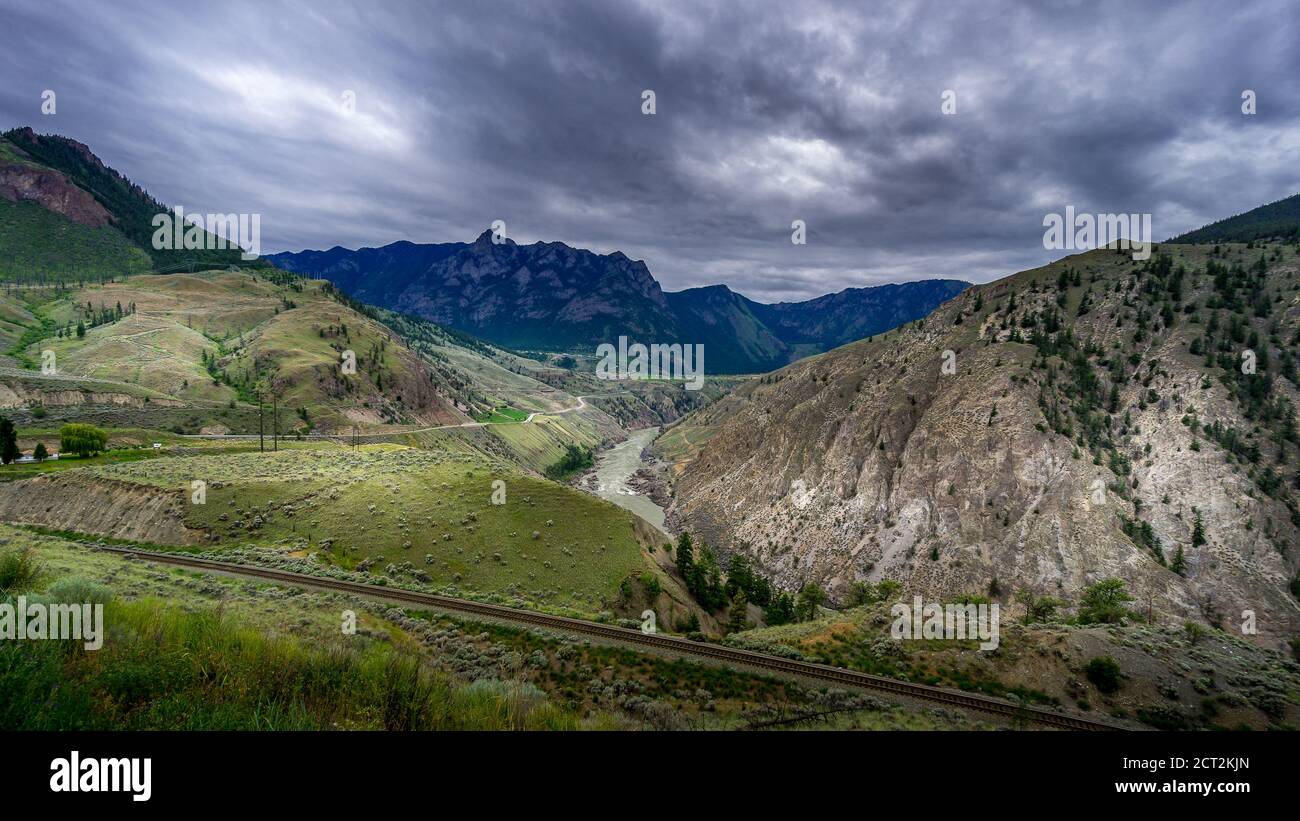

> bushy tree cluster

[
  {"left": 673, "top": 533, "right": 806, "bottom": 629},
  {"left": 59, "top": 423, "right": 107, "bottom": 457}
]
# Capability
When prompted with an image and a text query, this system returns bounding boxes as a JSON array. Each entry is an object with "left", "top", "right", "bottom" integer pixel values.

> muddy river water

[{"left": 587, "top": 426, "right": 667, "bottom": 532}]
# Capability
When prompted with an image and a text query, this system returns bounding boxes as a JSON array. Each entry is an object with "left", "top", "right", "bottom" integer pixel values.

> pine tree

[
  {"left": 763, "top": 591, "right": 795, "bottom": 626},
  {"left": 705, "top": 561, "right": 725, "bottom": 610},
  {"left": 674, "top": 532, "right": 694, "bottom": 580},
  {"left": 1192, "top": 508, "right": 1206, "bottom": 547},
  {"left": 725, "top": 553, "right": 753, "bottom": 599},
  {"left": 727, "top": 589, "right": 750, "bottom": 633},
  {"left": 795, "top": 583, "right": 827, "bottom": 622},
  {"left": 1170, "top": 545, "right": 1187, "bottom": 576}
]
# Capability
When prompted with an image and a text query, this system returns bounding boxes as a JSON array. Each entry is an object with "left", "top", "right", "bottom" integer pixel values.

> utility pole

[
  {"left": 272, "top": 390, "right": 279, "bottom": 452},
  {"left": 258, "top": 389, "right": 264, "bottom": 453}
]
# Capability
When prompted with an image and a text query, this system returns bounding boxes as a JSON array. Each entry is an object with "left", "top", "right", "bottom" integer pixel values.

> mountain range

[
  {"left": 0, "top": 125, "right": 969, "bottom": 376},
  {"left": 269, "top": 237, "right": 968, "bottom": 373}
]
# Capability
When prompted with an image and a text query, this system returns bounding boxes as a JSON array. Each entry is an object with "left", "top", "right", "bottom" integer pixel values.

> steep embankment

[
  {"left": 0, "top": 473, "right": 203, "bottom": 544},
  {"left": 670, "top": 241, "right": 1300, "bottom": 646}
]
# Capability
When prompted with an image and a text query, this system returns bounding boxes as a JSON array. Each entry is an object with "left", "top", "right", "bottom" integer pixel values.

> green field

[
  {"left": 0, "top": 433, "right": 340, "bottom": 482},
  {"left": 0, "top": 448, "right": 156, "bottom": 482},
  {"left": 475, "top": 405, "right": 529, "bottom": 423}
]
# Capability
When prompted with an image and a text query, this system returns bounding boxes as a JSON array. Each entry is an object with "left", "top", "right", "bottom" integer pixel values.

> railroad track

[{"left": 96, "top": 545, "right": 1123, "bottom": 731}]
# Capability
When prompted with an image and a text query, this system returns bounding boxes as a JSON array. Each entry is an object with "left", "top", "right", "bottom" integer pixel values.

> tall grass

[{"left": 0, "top": 596, "right": 589, "bottom": 730}]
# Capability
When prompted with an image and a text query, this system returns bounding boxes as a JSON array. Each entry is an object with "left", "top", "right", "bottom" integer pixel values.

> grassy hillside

[
  {"left": 38, "top": 311, "right": 235, "bottom": 402},
  {"left": 3, "top": 269, "right": 465, "bottom": 433},
  {"left": 0, "top": 445, "right": 674, "bottom": 618},
  {"left": 1, "top": 523, "right": 972, "bottom": 730},
  {"left": 2, "top": 128, "right": 263, "bottom": 269},
  {"left": 0, "top": 200, "right": 152, "bottom": 284},
  {"left": 0, "top": 525, "right": 600, "bottom": 730}
]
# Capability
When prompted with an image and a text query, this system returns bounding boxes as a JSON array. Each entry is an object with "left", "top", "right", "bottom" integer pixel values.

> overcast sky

[{"left": 2, "top": 0, "right": 1298, "bottom": 302}]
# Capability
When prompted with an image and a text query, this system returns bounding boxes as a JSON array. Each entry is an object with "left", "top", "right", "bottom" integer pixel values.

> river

[{"left": 587, "top": 426, "right": 668, "bottom": 532}]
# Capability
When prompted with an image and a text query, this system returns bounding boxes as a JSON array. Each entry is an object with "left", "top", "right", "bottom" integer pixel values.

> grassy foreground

[
  {"left": 0, "top": 529, "right": 985, "bottom": 730},
  {"left": 0, "top": 573, "right": 600, "bottom": 730}
]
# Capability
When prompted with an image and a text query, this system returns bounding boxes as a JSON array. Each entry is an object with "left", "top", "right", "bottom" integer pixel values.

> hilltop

[
  {"left": 1170, "top": 194, "right": 1300, "bottom": 245},
  {"left": 1, "top": 127, "right": 263, "bottom": 272}
]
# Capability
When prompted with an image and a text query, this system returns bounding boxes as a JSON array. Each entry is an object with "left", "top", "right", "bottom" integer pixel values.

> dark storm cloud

[{"left": 2, "top": 0, "right": 1297, "bottom": 301}]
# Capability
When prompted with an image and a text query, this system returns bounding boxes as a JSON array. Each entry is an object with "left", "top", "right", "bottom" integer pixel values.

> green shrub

[
  {"left": 0, "top": 548, "right": 42, "bottom": 595},
  {"left": 1018, "top": 591, "right": 1066, "bottom": 624},
  {"left": 1086, "top": 655, "right": 1122, "bottom": 694},
  {"left": 42, "top": 576, "right": 114, "bottom": 605},
  {"left": 543, "top": 445, "right": 593, "bottom": 480},
  {"left": 1078, "top": 578, "right": 1134, "bottom": 624},
  {"left": 1136, "top": 706, "right": 1194, "bottom": 730},
  {"left": 640, "top": 572, "right": 661, "bottom": 596}
]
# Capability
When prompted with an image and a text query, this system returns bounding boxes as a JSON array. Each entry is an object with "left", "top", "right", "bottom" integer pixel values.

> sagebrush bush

[
  {"left": 42, "top": 576, "right": 115, "bottom": 605},
  {"left": 0, "top": 548, "right": 41, "bottom": 594}
]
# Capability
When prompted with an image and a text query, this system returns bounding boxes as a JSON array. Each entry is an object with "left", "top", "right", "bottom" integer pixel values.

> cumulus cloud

[{"left": 1, "top": 0, "right": 1297, "bottom": 300}]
